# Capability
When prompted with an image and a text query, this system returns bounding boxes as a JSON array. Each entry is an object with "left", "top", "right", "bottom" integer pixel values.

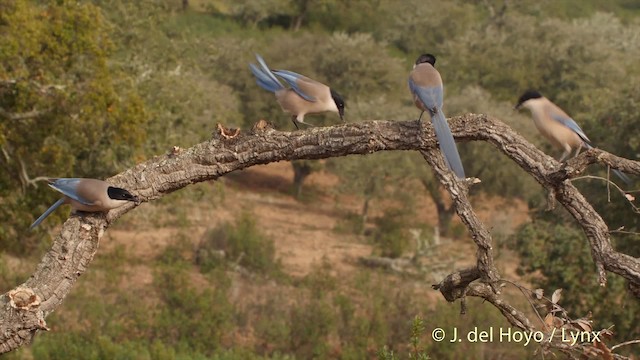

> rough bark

[{"left": 1, "top": 114, "right": 639, "bottom": 354}]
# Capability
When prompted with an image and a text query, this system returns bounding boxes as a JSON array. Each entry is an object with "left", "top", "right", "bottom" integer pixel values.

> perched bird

[
  {"left": 515, "top": 90, "right": 631, "bottom": 183},
  {"left": 249, "top": 54, "right": 345, "bottom": 129},
  {"left": 408, "top": 54, "right": 465, "bottom": 178},
  {"left": 30, "top": 178, "right": 139, "bottom": 229}
]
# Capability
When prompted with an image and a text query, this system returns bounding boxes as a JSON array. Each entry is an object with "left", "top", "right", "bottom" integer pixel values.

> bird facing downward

[
  {"left": 515, "top": 90, "right": 589, "bottom": 162},
  {"left": 408, "top": 54, "right": 465, "bottom": 179},
  {"left": 249, "top": 54, "right": 345, "bottom": 129},
  {"left": 515, "top": 90, "right": 631, "bottom": 183},
  {"left": 30, "top": 178, "right": 139, "bottom": 229}
]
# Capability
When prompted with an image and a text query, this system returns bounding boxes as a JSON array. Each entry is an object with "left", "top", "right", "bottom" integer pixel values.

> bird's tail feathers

[
  {"left": 30, "top": 198, "right": 65, "bottom": 230},
  {"left": 612, "top": 169, "right": 633, "bottom": 185},
  {"left": 431, "top": 111, "right": 465, "bottom": 179},
  {"left": 583, "top": 143, "right": 632, "bottom": 185},
  {"left": 250, "top": 54, "right": 283, "bottom": 93}
]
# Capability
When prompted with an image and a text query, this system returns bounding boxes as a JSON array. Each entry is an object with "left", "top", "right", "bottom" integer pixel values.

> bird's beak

[
  {"left": 339, "top": 110, "right": 345, "bottom": 122},
  {"left": 513, "top": 103, "right": 522, "bottom": 111}
]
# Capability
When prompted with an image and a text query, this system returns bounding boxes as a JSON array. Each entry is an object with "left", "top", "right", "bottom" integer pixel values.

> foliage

[
  {"left": 196, "top": 211, "right": 280, "bottom": 274},
  {"left": 377, "top": 316, "right": 430, "bottom": 360},
  {"left": 377, "top": 0, "right": 480, "bottom": 55},
  {"left": 4, "top": 0, "right": 640, "bottom": 358},
  {"left": 442, "top": 85, "right": 547, "bottom": 208},
  {"left": 288, "top": 297, "right": 335, "bottom": 358},
  {"left": 153, "top": 266, "right": 234, "bottom": 354},
  {"left": 371, "top": 207, "right": 413, "bottom": 258},
  {"left": 512, "top": 215, "right": 640, "bottom": 342},
  {"left": 8, "top": 242, "right": 527, "bottom": 359},
  {"left": 205, "top": 0, "right": 294, "bottom": 28},
  {"left": 442, "top": 12, "right": 640, "bottom": 109},
  {"left": 0, "top": 0, "right": 147, "bottom": 252},
  {"left": 573, "top": 79, "right": 640, "bottom": 259}
]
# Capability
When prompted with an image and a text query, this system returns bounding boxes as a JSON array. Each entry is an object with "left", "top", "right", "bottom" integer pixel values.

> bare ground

[{"left": 100, "top": 161, "right": 530, "bottom": 295}]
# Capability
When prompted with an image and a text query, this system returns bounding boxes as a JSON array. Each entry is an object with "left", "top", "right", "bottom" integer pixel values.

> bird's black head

[
  {"left": 515, "top": 90, "right": 543, "bottom": 109},
  {"left": 331, "top": 89, "right": 345, "bottom": 121},
  {"left": 415, "top": 53, "right": 436, "bottom": 66},
  {"left": 107, "top": 187, "right": 139, "bottom": 202}
]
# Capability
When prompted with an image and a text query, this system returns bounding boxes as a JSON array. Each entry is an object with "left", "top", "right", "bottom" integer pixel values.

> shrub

[
  {"left": 372, "top": 208, "right": 411, "bottom": 258},
  {"left": 196, "top": 211, "right": 280, "bottom": 275}
]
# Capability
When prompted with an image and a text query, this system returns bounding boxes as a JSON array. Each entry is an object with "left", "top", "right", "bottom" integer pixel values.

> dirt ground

[{"left": 103, "top": 161, "right": 530, "bottom": 285}]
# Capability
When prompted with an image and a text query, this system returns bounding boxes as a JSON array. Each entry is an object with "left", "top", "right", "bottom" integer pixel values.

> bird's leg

[
  {"left": 418, "top": 111, "right": 425, "bottom": 122},
  {"left": 296, "top": 119, "right": 317, "bottom": 127},
  {"left": 291, "top": 116, "right": 300, "bottom": 130},
  {"left": 573, "top": 145, "right": 582, "bottom": 158},
  {"left": 558, "top": 149, "right": 571, "bottom": 163}
]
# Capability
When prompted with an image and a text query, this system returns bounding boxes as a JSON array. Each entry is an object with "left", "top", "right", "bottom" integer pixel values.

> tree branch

[
  {"left": 458, "top": 115, "right": 640, "bottom": 287},
  {"left": 0, "top": 107, "right": 48, "bottom": 121},
  {"left": 420, "top": 145, "right": 501, "bottom": 290},
  {"left": 1, "top": 114, "right": 639, "bottom": 354},
  {"left": 465, "top": 282, "right": 535, "bottom": 331}
]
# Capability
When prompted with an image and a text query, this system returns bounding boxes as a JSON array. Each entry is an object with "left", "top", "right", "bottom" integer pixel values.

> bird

[
  {"left": 249, "top": 54, "right": 345, "bottom": 129},
  {"left": 515, "top": 90, "right": 631, "bottom": 183},
  {"left": 30, "top": 178, "right": 139, "bottom": 229},
  {"left": 408, "top": 53, "right": 465, "bottom": 179}
]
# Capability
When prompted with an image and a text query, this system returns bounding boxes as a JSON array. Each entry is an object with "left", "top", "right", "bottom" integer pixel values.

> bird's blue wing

[
  {"left": 250, "top": 54, "right": 285, "bottom": 93},
  {"left": 48, "top": 178, "right": 93, "bottom": 205},
  {"left": 249, "top": 63, "right": 283, "bottom": 92},
  {"left": 408, "top": 78, "right": 443, "bottom": 110},
  {"left": 550, "top": 112, "right": 591, "bottom": 143},
  {"left": 409, "top": 79, "right": 464, "bottom": 178},
  {"left": 272, "top": 70, "right": 317, "bottom": 102},
  {"left": 254, "top": 54, "right": 284, "bottom": 89}
]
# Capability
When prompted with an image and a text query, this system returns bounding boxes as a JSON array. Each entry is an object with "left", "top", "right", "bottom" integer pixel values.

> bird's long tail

[
  {"left": 249, "top": 54, "right": 284, "bottom": 93},
  {"left": 30, "top": 198, "right": 65, "bottom": 230},
  {"left": 431, "top": 111, "right": 465, "bottom": 179},
  {"left": 584, "top": 143, "right": 632, "bottom": 185}
]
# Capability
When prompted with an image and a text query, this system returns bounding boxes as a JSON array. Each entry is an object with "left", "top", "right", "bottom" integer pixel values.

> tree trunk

[
  {"left": 420, "top": 178, "right": 455, "bottom": 237},
  {"left": 292, "top": 161, "right": 312, "bottom": 199},
  {"left": 290, "top": 0, "right": 309, "bottom": 32}
]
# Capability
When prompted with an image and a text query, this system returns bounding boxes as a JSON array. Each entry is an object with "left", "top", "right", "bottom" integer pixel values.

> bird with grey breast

[
  {"left": 30, "top": 178, "right": 139, "bottom": 229},
  {"left": 515, "top": 90, "right": 631, "bottom": 183},
  {"left": 249, "top": 54, "right": 345, "bottom": 129},
  {"left": 408, "top": 53, "right": 465, "bottom": 179}
]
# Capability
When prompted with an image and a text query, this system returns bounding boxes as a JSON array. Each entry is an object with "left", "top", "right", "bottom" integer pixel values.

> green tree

[
  {"left": 94, "top": 1, "right": 248, "bottom": 153},
  {"left": 0, "top": 0, "right": 147, "bottom": 252},
  {"left": 328, "top": 152, "right": 410, "bottom": 234},
  {"left": 572, "top": 79, "right": 640, "bottom": 259},
  {"left": 441, "top": 12, "right": 640, "bottom": 106},
  {"left": 512, "top": 214, "right": 640, "bottom": 342},
  {"left": 204, "top": 0, "right": 292, "bottom": 28}
]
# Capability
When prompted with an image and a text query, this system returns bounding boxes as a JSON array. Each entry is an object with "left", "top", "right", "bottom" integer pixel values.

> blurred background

[{"left": 1, "top": 0, "right": 639, "bottom": 358}]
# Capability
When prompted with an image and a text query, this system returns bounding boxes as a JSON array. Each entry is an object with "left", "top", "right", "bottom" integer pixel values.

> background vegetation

[{"left": 1, "top": 0, "right": 640, "bottom": 358}]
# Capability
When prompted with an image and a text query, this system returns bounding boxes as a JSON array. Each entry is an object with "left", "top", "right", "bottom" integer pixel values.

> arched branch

[{"left": 1, "top": 114, "right": 639, "bottom": 354}]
